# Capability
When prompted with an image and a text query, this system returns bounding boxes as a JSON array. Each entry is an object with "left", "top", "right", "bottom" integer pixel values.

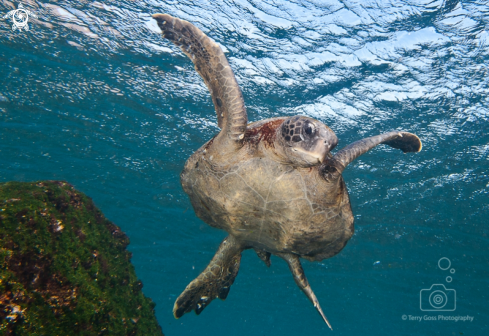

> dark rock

[{"left": 0, "top": 181, "right": 164, "bottom": 336}]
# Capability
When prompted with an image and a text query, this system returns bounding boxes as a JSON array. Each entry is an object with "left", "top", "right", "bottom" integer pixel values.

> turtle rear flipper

[
  {"left": 255, "top": 249, "right": 271, "bottom": 267},
  {"left": 278, "top": 253, "right": 333, "bottom": 330},
  {"left": 173, "top": 236, "right": 244, "bottom": 318}
]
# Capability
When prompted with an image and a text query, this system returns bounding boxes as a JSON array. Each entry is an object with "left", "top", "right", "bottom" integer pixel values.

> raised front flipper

[
  {"left": 152, "top": 14, "right": 247, "bottom": 153},
  {"left": 173, "top": 236, "right": 244, "bottom": 318},
  {"left": 278, "top": 253, "right": 333, "bottom": 330},
  {"left": 333, "top": 131, "right": 422, "bottom": 173}
]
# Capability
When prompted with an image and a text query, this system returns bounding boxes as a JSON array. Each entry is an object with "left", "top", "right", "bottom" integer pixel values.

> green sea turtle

[{"left": 152, "top": 13, "right": 422, "bottom": 329}]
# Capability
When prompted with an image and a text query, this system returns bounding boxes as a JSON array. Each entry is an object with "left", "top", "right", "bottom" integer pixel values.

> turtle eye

[{"left": 304, "top": 123, "right": 315, "bottom": 135}]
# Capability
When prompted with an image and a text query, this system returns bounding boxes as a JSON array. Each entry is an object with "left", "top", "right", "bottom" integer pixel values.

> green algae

[{"left": 0, "top": 181, "right": 164, "bottom": 336}]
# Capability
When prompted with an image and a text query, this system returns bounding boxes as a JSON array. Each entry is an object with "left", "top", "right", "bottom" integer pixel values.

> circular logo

[
  {"left": 13, "top": 9, "right": 29, "bottom": 29},
  {"left": 438, "top": 257, "right": 451, "bottom": 270},
  {"left": 429, "top": 290, "right": 447, "bottom": 309}
]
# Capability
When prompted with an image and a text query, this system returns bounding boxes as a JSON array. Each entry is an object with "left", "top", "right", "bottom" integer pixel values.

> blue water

[{"left": 1, "top": 0, "right": 488, "bottom": 335}]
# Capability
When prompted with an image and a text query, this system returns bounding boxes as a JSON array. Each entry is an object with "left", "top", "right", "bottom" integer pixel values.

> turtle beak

[
  {"left": 309, "top": 130, "right": 334, "bottom": 164},
  {"left": 291, "top": 146, "right": 326, "bottom": 165},
  {"left": 309, "top": 143, "right": 327, "bottom": 164},
  {"left": 310, "top": 127, "right": 338, "bottom": 164}
]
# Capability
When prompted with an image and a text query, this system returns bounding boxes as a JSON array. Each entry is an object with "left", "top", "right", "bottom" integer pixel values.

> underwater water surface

[{"left": 1, "top": 0, "right": 488, "bottom": 335}]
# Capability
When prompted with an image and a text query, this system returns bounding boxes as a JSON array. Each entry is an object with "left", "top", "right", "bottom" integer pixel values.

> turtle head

[{"left": 277, "top": 116, "right": 338, "bottom": 167}]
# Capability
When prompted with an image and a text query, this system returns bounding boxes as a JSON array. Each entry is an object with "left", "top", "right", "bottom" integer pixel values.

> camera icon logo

[{"left": 420, "top": 284, "right": 456, "bottom": 311}]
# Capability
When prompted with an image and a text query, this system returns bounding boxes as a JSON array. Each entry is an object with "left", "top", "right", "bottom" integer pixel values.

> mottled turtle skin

[{"left": 152, "top": 13, "right": 422, "bottom": 329}]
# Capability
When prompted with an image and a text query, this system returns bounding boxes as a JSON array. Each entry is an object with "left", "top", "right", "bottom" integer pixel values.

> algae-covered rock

[{"left": 0, "top": 181, "right": 164, "bottom": 336}]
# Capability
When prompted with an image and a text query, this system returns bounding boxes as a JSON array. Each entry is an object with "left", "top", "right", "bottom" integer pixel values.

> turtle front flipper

[
  {"left": 152, "top": 13, "right": 248, "bottom": 153},
  {"left": 332, "top": 131, "right": 422, "bottom": 173},
  {"left": 278, "top": 253, "right": 333, "bottom": 330},
  {"left": 173, "top": 235, "right": 244, "bottom": 318}
]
